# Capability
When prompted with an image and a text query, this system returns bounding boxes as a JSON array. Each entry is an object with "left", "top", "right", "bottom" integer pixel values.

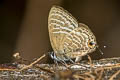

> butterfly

[{"left": 48, "top": 5, "right": 97, "bottom": 62}]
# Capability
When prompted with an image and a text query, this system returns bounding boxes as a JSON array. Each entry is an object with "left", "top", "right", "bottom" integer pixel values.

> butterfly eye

[{"left": 88, "top": 41, "right": 95, "bottom": 48}]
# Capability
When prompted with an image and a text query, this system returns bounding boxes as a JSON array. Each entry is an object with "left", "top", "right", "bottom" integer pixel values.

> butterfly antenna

[{"left": 96, "top": 45, "right": 104, "bottom": 55}]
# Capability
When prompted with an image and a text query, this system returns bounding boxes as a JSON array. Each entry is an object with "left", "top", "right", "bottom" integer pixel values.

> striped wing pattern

[
  {"left": 48, "top": 6, "right": 79, "bottom": 57},
  {"left": 48, "top": 6, "right": 97, "bottom": 61}
]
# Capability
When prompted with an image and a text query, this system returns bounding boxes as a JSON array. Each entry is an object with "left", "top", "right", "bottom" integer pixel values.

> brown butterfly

[{"left": 48, "top": 5, "right": 97, "bottom": 62}]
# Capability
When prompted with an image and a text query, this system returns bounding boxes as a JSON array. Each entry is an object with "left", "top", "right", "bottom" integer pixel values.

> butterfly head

[
  {"left": 81, "top": 25, "right": 97, "bottom": 54},
  {"left": 87, "top": 34, "right": 97, "bottom": 53}
]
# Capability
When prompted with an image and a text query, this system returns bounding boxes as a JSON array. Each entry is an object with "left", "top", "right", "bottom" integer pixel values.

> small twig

[
  {"left": 35, "top": 65, "right": 55, "bottom": 74},
  {"left": 87, "top": 55, "right": 94, "bottom": 68},
  {"left": 19, "top": 54, "right": 46, "bottom": 71},
  {"left": 84, "top": 72, "right": 96, "bottom": 80},
  {"left": 0, "top": 68, "right": 18, "bottom": 71},
  {"left": 73, "top": 74, "right": 85, "bottom": 79},
  {"left": 109, "top": 70, "right": 120, "bottom": 80},
  {"left": 97, "top": 68, "right": 104, "bottom": 80}
]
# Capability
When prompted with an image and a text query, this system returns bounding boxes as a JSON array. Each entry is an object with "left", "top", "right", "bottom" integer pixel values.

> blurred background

[{"left": 0, "top": 0, "right": 120, "bottom": 64}]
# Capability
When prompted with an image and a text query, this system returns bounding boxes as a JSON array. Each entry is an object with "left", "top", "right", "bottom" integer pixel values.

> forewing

[{"left": 48, "top": 5, "right": 78, "bottom": 53}]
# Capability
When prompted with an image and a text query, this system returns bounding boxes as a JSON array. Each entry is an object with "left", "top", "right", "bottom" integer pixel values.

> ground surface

[{"left": 0, "top": 57, "right": 120, "bottom": 80}]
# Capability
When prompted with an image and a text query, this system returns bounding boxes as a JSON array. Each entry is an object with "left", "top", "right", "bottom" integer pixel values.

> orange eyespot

[{"left": 88, "top": 41, "right": 95, "bottom": 48}]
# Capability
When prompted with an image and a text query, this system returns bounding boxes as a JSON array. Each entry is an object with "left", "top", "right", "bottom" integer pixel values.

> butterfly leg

[
  {"left": 49, "top": 52, "right": 59, "bottom": 65},
  {"left": 63, "top": 54, "right": 75, "bottom": 64},
  {"left": 75, "top": 56, "right": 82, "bottom": 63},
  {"left": 54, "top": 58, "right": 59, "bottom": 67},
  {"left": 49, "top": 52, "right": 67, "bottom": 66},
  {"left": 68, "top": 58, "right": 75, "bottom": 64}
]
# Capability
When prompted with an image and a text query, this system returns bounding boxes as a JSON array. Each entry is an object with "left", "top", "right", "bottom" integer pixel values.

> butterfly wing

[
  {"left": 48, "top": 6, "right": 97, "bottom": 62},
  {"left": 63, "top": 23, "right": 91, "bottom": 58},
  {"left": 48, "top": 6, "right": 79, "bottom": 56}
]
